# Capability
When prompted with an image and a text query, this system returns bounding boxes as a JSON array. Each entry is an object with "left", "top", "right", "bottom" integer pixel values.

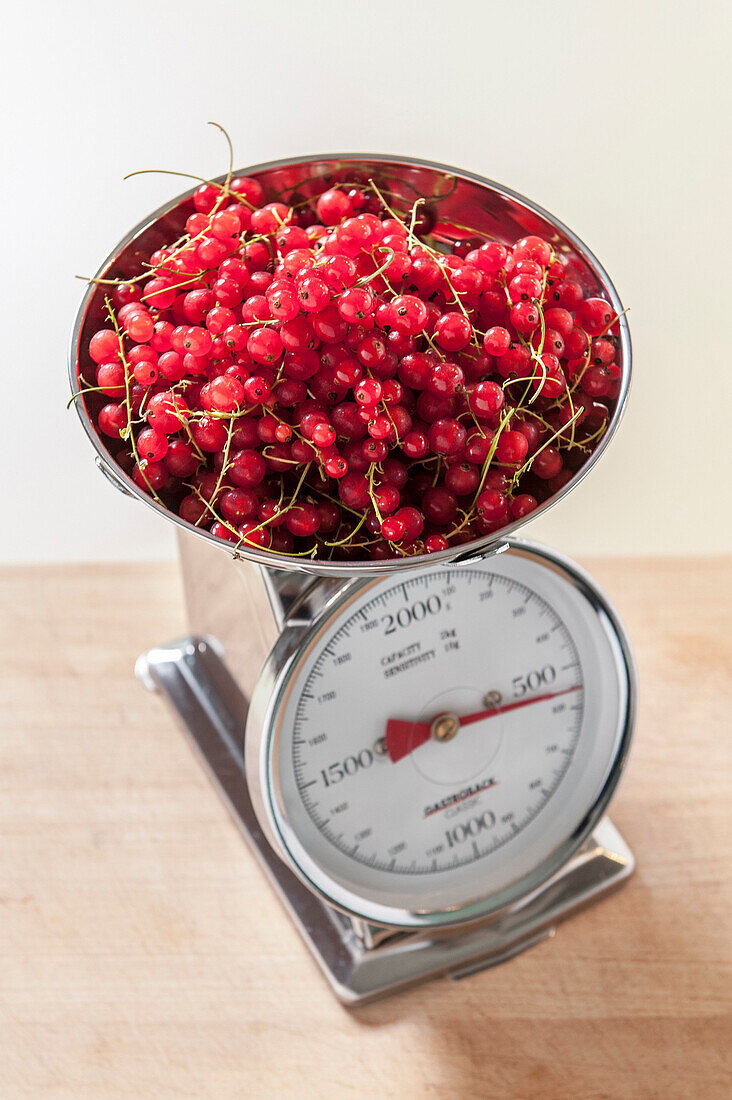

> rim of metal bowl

[{"left": 69, "top": 152, "right": 631, "bottom": 577}]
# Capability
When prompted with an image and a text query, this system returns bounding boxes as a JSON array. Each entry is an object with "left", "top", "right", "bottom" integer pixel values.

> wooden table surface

[{"left": 1, "top": 557, "right": 730, "bottom": 1099}]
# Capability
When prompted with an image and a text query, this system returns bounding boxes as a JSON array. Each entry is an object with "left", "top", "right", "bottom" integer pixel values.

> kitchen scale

[{"left": 71, "top": 155, "right": 635, "bottom": 1004}]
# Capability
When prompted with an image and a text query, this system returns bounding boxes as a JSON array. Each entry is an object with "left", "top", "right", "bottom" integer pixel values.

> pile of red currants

[{"left": 80, "top": 171, "right": 622, "bottom": 561}]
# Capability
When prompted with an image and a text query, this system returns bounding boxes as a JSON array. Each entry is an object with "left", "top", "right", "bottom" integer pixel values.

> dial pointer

[{"left": 385, "top": 685, "right": 582, "bottom": 763}]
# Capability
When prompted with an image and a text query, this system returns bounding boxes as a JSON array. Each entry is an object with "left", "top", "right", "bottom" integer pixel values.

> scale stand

[{"left": 136, "top": 634, "right": 635, "bottom": 1006}]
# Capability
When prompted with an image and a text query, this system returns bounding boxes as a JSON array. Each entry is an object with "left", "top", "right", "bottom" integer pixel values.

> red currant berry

[
  {"left": 510, "top": 494, "right": 538, "bottom": 519},
  {"left": 219, "top": 488, "right": 258, "bottom": 524},
  {"left": 164, "top": 440, "right": 199, "bottom": 478},
  {"left": 495, "top": 430, "right": 529, "bottom": 465},
  {"left": 543, "top": 307, "right": 574, "bottom": 339},
  {"left": 513, "top": 235, "right": 552, "bottom": 266},
  {"left": 374, "top": 482, "right": 401, "bottom": 515},
  {"left": 243, "top": 375, "right": 271, "bottom": 404},
  {"left": 427, "top": 361, "right": 464, "bottom": 397},
  {"left": 445, "top": 463, "right": 480, "bottom": 496},
  {"left": 181, "top": 326, "right": 212, "bottom": 357},
  {"left": 434, "top": 313, "right": 472, "bottom": 351},
  {"left": 389, "top": 405, "right": 412, "bottom": 438},
  {"left": 508, "top": 274, "right": 542, "bottom": 304},
  {"left": 354, "top": 378, "right": 382, "bottom": 406},
  {"left": 356, "top": 334, "right": 387, "bottom": 369},
  {"left": 112, "top": 283, "right": 142, "bottom": 309},
  {"left": 150, "top": 321, "right": 174, "bottom": 353},
  {"left": 339, "top": 472, "right": 370, "bottom": 509},
  {"left": 581, "top": 364, "right": 611, "bottom": 397},
  {"left": 312, "top": 305, "right": 349, "bottom": 344},
  {"left": 238, "top": 522, "right": 272, "bottom": 549},
  {"left": 541, "top": 327, "right": 565, "bottom": 358},
  {"left": 143, "top": 277, "right": 176, "bottom": 311},
  {"left": 146, "top": 392, "right": 189, "bottom": 434},
  {"left": 247, "top": 328, "right": 283, "bottom": 365},
  {"left": 401, "top": 428, "right": 429, "bottom": 460},
  {"left": 511, "top": 259, "right": 543, "bottom": 279},
  {"left": 324, "top": 454, "right": 349, "bottom": 478},
  {"left": 311, "top": 422, "right": 337, "bottom": 448},
  {"left": 209, "top": 522, "right": 238, "bottom": 543},
  {"left": 368, "top": 415, "right": 392, "bottom": 440},
  {"left": 424, "top": 534, "right": 448, "bottom": 553},
  {"left": 465, "top": 429, "right": 493, "bottom": 464},
  {"left": 470, "top": 380, "right": 505, "bottom": 420},
  {"left": 422, "top": 487, "right": 458, "bottom": 525},
  {"left": 510, "top": 301, "right": 541, "bottom": 334},
  {"left": 515, "top": 419, "right": 542, "bottom": 452},
  {"left": 493, "top": 345, "right": 529, "bottom": 379},
  {"left": 297, "top": 275, "right": 330, "bottom": 313},
  {"left": 321, "top": 254, "right": 357, "bottom": 292},
  {"left": 398, "top": 352, "right": 432, "bottom": 390},
  {"left": 395, "top": 506, "right": 425, "bottom": 540},
  {"left": 179, "top": 494, "right": 210, "bottom": 526},
  {"left": 266, "top": 284, "right": 299, "bottom": 322},
  {"left": 361, "top": 437, "right": 389, "bottom": 463},
  {"left": 483, "top": 327, "right": 511, "bottom": 356},
  {"left": 229, "top": 449, "right": 266, "bottom": 488},
  {"left": 427, "top": 418, "right": 467, "bottom": 456},
  {"left": 97, "top": 404, "right": 127, "bottom": 438},
  {"left": 410, "top": 255, "right": 442, "bottom": 292},
  {"left": 565, "top": 328, "right": 589, "bottom": 359},
  {"left": 208, "top": 375, "right": 244, "bottom": 412},
  {"left": 286, "top": 504, "right": 321, "bottom": 538},
  {"left": 476, "top": 489, "right": 508, "bottom": 524},
  {"left": 475, "top": 242, "right": 508, "bottom": 274},
  {"left": 89, "top": 329, "right": 119, "bottom": 364},
  {"left": 192, "top": 183, "right": 222, "bottom": 213},
  {"left": 380, "top": 515, "right": 405, "bottom": 542},
  {"left": 189, "top": 416, "right": 226, "bottom": 452},
  {"left": 390, "top": 295, "right": 428, "bottom": 335},
  {"left": 532, "top": 354, "right": 566, "bottom": 399},
  {"left": 532, "top": 447, "right": 563, "bottom": 479},
  {"left": 316, "top": 189, "right": 353, "bottom": 225},
  {"left": 133, "top": 461, "right": 167, "bottom": 493},
  {"left": 229, "top": 175, "right": 264, "bottom": 205},
  {"left": 576, "top": 298, "right": 615, "bottom": 337},
  {"left": 337, "top": 286, "right": 376, "bottom": 323},
  {"left": 551, "top": 281, "right": 583, "bottom": 310},
  {"left": 416, "top": 390, "right": 455, "bottom": 425},
  {"left": 132, "top": 358, "right": 159, "bottom": 387}
]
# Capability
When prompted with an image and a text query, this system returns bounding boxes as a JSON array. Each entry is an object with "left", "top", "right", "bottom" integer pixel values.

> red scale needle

[{"left": 385, "top": 685, "right": 582, "bottom": 763}]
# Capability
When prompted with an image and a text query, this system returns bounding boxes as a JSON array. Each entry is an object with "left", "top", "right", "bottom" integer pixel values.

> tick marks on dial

[{"left": 287, "top": 566, "right": 585, "bottom": 876}]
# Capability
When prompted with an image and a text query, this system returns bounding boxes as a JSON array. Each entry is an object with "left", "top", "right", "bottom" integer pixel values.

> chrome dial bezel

[{"left": 244, "top": 540, "right": 636, "bottom": 929}]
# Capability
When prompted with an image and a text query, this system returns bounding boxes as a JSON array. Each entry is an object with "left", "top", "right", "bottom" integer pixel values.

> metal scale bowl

[{"left": 70, "top": 155, "right": 635, "bottom": 1004}]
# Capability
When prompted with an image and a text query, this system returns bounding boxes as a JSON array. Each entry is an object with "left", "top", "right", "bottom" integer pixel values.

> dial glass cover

[{"left": 262, "top": 548, "right": 631, "bottom": 926}]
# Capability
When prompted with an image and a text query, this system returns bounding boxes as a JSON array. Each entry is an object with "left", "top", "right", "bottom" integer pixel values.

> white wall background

[{"left": 4, "top": 0, "right": 730, "bottom": 563}]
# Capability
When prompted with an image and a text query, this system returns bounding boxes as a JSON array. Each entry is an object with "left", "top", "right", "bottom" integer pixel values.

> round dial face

[{"left": 262, "top": 548, "right": 632, "bottom": 927}]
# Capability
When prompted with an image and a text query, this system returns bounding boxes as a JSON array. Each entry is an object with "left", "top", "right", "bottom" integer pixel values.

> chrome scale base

[{"left": 136, "top": 636, "right": 634, "bottom": 1006}]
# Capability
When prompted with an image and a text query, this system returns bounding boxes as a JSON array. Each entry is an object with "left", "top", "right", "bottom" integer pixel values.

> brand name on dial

[{"left": 423, "top": 778, "right": 498, "bottom": 818}]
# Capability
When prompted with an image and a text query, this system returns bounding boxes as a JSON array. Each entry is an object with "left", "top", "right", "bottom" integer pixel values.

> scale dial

[{"left": 249, "top": 543, "right": 634, "bottom": 929}]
